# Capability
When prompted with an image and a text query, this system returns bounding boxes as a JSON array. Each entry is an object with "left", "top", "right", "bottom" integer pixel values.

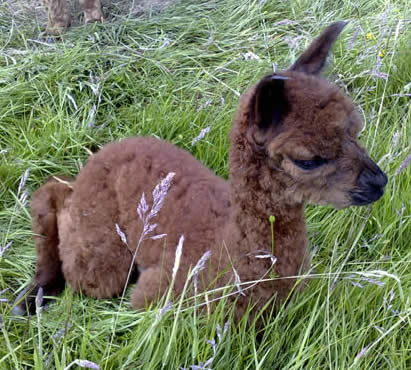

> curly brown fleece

[{"left": 16, "top": 22, "right": 387, "bottom": 319}]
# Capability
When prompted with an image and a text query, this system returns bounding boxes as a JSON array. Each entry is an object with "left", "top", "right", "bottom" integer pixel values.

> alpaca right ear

[
  {"left": 290, "top": 21, "right": 347, "bottom": 75},
  {"left": 247, "top": 75, "right": 289, "bottom": 146}
]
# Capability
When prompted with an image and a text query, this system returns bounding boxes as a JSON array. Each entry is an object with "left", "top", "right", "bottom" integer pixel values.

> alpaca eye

[{"left": 292, "top": 156, "right": 328, "bottom": 170}]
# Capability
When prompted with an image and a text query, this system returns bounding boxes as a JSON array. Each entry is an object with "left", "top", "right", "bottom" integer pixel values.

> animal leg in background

[
  {"left": 43, "top": 0, "right": 71, "bottom": 35},
  {"left": 78, "top": 0, "right": 104, "bottom": 24},
  {"left": 43, "top": 0, "right": 104, "bottom": 35}
]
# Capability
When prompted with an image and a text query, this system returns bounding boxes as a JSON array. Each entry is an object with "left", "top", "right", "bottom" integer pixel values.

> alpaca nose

[
  {"left": 357, "top": 166, "right": 388, "bottom": 190},
  {"left": 351, "top": 164, "right": 387, "bottom": 206}
]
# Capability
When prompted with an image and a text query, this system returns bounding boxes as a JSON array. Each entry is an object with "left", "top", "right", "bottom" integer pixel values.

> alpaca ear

[
  {"left": 290, "top": 21, "right": 347, "bottom": 75},
  {"left": 248, "top": 75, "right": 289, "bottom": 146}
]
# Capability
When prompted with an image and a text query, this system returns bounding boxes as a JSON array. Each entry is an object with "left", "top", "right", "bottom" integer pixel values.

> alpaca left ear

[
  {"left": 247, "top": 75, "right": 289, "bottom": 146},
  {"left": 290, "top": 21, "right": 347, "bottom": 75}
]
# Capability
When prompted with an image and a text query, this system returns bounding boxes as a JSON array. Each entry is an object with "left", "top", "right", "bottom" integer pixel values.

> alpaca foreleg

[
  {"left": 78, "top": 0, "right": 104, "bottom": 24},
  {"left": 43, "top": 0, "right": 71, "bottom": 35}
]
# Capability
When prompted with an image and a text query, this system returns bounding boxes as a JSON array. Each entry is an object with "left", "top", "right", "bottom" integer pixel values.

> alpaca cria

[{"left": 16, "top": 22, "right": 387, "bottom": 318}]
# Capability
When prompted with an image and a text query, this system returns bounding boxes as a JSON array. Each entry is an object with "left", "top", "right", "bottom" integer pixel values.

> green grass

[{"left": 1, "top": 0, "right": 410, "bottom": 368}]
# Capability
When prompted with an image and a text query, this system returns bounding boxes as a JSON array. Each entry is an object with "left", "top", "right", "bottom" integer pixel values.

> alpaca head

[{"left": 234, "top": 22, "right": 387, "bottom": 209}]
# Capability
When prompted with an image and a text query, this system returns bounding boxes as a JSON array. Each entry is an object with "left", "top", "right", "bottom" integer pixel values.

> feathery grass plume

[
  {"left": 348, "top": 24, "right": 362, "bottom": 50},
  {"left": 242, "top": 51, "right": 261, "bottom": 61},
  {"left": 45, "top": 324, "right": 73, "bottom": 368},
  {"left": 64, "top": 359, "right": 100, "bottom": 370},
  {"left": 35, "top": 286, "right": 44, "bottom": 313},
  {"left": 273, "top": 19, "right": 297, "bottom": 27},
  {"left": 391, "top": 130, "right": 400, "bottom": 148},
  {"left": 118, "top": 173, "right": 176, "bottom": 300},
  {"left": 86, "top": 71, "right": 103, "bottom": 128},
  {"left": 0, "top": 288, "right": 9, "bottom": 303},
  {"left": 283, "top": 35, "right": 303, "bottom": 50},
  {"left": 115, "top": 223, "right": 131, "bottom": 252},
  {"left": 0, "top": 241, "right": 12, "bottom": 258},
  {"left": 181, "top": 322, "right": 228, "bottom": 370},
  {"left": 0, "top": 149, "right": 8, "bottom": 155},
  {"left": 35, "top": 286, "right": 44, "bottom": 364},
  {"left": 66, "top": 93, "right": 78, "bottom": 110},
  {"left": 124, "top": 236, "right": 186, "bottom": 367},
  {"left": 17, "top": 169, "right": 29, "bottom": 197},
  {"left": 196, "top": 100, "right": 212, "bottom": 112},
  {"left": 383, "top": 289, "right": 408, "bottom": 321},
  {"left": 137, "top": 172, "right": 175, "bottom": 240},
  {"left": 356, "top": 346, "right": 369, "bottom": 360},
  {"left": 354, "top": 270, "right": 400, "bottom": 283},
  {"left": 189, "top": 250, "right": 211, "bottom": 291},
  {"left": 232, "top": 265, "right": 246, "bottom": 297},
  {"left": 371, "top": 48, "right": 390, "bottom": 80},
  {"left": 345, "top": 274, "right": 385, "bottom": 287},
  {"left": 157, "top": 301, "right": 172, "bottom": 320},
  {"left": 395, "top": 153, "right": 411, "bottom": 175},
  {"left": 192, "top": 127, "right": 211, "bottom": 145},
  {"left": 172, "top": 235, "right": 184, "bottom": 282},
  {"left": 115, "top": 223, "right": 128, "bottom": 245},
  {"left": 16, "top": 169, "right": 29, "bottom": 208},
  {"left": 249, "top": 251, "right": 277, "bottom": 266},
  {"left": 120, "top": 172, "right": 176, "bottom": 294},
  {"left": 163, "top": 235, "right": 184, "bottom": 305}
]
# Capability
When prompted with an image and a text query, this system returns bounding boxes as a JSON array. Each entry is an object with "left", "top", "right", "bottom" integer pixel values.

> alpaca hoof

[
  {"left": 46, "top": 23, "right": 70, "bottom": 36},
  {"left": 84, "top": 10, "right": 104, "bottom": 24}
]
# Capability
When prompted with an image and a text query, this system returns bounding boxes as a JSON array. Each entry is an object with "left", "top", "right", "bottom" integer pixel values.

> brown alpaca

[
  {"left": 15, "top": 22, "right": 387, "bottom": 318},
  {"left": 43, "top": 0, "right": 104, "bottom": 34}
]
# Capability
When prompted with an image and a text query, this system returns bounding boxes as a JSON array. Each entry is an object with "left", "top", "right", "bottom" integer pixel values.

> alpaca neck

[
  {"left": 226, "top": 138, "right": 309, "bottom": 277},
  {"left": 231, "top": 190, "right": 306, "bottom": 249},
  {"left": 227, "top": 184, "right": 308, "bottom": 278}
]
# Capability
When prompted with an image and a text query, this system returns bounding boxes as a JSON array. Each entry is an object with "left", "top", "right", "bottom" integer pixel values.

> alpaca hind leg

[
  {"left": 78, "top": 0, "right": 104, "bottom": 24},
  {"left": 130, "top": 266, "right": 171, "bottom": 309},
  {"left": 13, "top": 180, "right": 72, "bottom": 315}
]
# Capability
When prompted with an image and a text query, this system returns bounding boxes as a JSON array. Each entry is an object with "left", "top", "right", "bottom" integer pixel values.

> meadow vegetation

[{"left": 0, "top": 0, "right": 410, "bottom": 368}]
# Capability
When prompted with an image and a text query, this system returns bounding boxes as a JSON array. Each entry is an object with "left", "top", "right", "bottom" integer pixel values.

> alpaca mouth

[{"left": 350, "top": 188, "right": 385, "bottom": 206}]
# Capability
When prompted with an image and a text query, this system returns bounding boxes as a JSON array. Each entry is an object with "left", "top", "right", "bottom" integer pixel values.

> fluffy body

[{"left": 16, "top": 22, "right": 387, "bottom": 319}]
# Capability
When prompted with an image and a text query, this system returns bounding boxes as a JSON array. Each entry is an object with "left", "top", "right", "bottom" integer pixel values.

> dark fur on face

[{"left": 14, "top": 22, "right": 386, "bottom": 320}]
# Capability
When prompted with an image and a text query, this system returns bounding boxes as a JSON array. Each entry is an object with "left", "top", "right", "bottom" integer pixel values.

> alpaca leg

[
  {"left": 13, "top": 180, "right": 72, "bottom": 315},
  {"left": 43, "top": 0, "right": 71, "bottom": 35},
  {"left": 78, "top": 0, "right": 104, "bottom": 24},
  {"left": 130, "top": 266, "right": 171, "bottom": 309}
]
